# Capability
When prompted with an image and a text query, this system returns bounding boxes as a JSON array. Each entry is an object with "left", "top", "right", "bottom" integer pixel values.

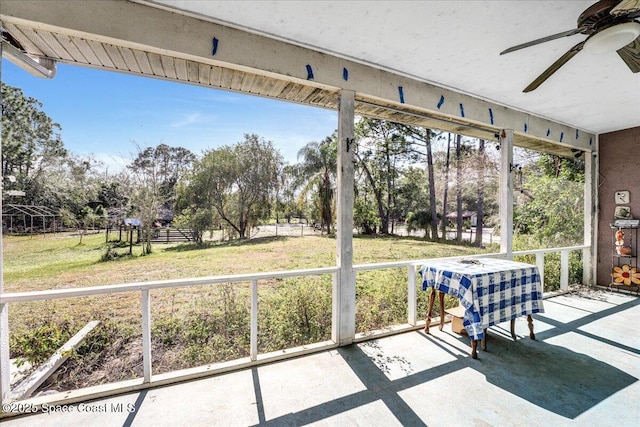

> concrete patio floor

[{"left": 3, "top": 288, "right": 639, "bottom": 426}]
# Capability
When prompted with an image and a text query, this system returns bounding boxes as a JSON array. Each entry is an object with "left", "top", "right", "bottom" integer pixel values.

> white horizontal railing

[
  {"left": 0, "top": 267, "right": 340, "bottom": 303},
  {"left": 0, "top": 266, "right": 340, "bottom": 409},
  {"left": 0, "top": 245, "right": 588, "bottom": 409},
  {"left": 512, "top": 245, "right": 590, "bottom": 292},
  {"left": 351, "top": 245, "right": 588, "bottom": 332}
]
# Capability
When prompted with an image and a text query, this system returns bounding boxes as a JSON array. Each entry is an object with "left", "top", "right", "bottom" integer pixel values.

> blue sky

[{"left": 1, "top": 59, "right": 338, "bottom": 171}]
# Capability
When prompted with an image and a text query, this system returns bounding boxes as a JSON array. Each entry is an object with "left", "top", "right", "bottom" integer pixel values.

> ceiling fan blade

[
  {"left": 617, "top": 35, "right": 640, "bottom": 72},
  {"left": 523, "top": 41, "right": 586, "bottom": 92},
  {"left": 610, "top": 0, "right": 640, "bottom": 16},
  {"left": 500, "top": 28, "right": 583, "bottom": 55}
]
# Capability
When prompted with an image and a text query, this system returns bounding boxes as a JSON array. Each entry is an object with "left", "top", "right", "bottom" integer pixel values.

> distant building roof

[{"left": 445, "top": 211, "right": 477, "bottom": 219}]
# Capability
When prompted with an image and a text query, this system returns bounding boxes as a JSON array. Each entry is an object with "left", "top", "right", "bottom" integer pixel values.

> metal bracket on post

[{"left": 346, "top": 138, "right": 354, "bottom": 152}]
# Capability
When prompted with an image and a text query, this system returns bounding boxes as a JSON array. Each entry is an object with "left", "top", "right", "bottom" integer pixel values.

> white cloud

[{"left": 170, "top": 112, "right": 204, "bottom": 128}]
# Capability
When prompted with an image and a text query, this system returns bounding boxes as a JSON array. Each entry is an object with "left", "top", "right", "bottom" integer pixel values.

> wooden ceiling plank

[
  {"left": 33, "top": 29, "right": 74, "bottom": 61},
  {"left": 132, "top": 50, "right": 153, "bottom": 75},
  {"left": 86, "top": 39, "right": 114, "bottom": 68},
  {"left": 198, "top": 63, "right": 210, "bottom": 85},
  {"left": 230, "top": 69, "right": 244, "bottom": 90},
  {"left": 55, "top": 34, "right": 89, "bottom": 64},
  {"left": 3, "top": 23, "right": 44, "bottom": 55},
  {"left": 72, "top": 38, "right": 102, "bottom": 65},
  {"left": 15, "top": 26, "right": 56, "bottom": 57},
  {"left": 146, "top": 52, "right": 164, "bottom": 76},
  {"left": 187, "top": 61, "right": 199, "bottom": 82},
  {"left": 220, "top": 68, "right": 233, "bottom": 89},
  {"left": 240, "top": 73, "right": 255, "bottom": 93},
  {"left": 103, "top": 43, "right": 128, "bottom": 70},
  {"left": 208, "top": 65, "right": 222, "bottom": 87},
  {"left": 174, "top": 58, "right": 188, "bottom": 80},
  {"left": 160, "top": 55, "right": 177, "bottom": 79},
  {"left": 118, "top": 46, "right": 140, "bottom": 72}
]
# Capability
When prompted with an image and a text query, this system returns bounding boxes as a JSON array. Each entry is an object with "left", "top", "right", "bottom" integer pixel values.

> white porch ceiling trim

[{"left": 1, "top": 0, "right": 596, "bottom": 156}]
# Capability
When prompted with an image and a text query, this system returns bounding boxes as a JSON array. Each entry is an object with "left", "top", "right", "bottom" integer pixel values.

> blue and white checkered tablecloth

[{"left": 420, "top": 258, "right": 544, "bottom": 341}]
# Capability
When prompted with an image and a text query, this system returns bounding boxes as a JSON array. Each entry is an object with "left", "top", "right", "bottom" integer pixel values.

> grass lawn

[
  {"left": 3, "top": 230, "right": 496, "bottom": 389},
  {"left": 3, "top": 231, "right": 493, "bottom": 329},
  {"left": 3, "top": 231, "right": 492, "bottom": 291}
]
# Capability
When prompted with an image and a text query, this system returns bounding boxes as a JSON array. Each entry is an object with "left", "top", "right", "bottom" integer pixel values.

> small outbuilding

[{"left": 2, "top": 204, "right": 59, "bottom": 234}]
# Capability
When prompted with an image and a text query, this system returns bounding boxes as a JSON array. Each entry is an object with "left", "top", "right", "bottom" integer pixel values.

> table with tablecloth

[{"left": 420, "top": 257, "right": 544, "bottom": 357}]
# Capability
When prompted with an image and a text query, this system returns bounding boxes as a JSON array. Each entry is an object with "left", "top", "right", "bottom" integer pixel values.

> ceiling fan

[{"left": 500, "top": 0, "right": 640, "bottom": 92}]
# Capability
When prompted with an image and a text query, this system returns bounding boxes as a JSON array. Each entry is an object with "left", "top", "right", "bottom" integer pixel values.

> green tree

[
  {"left": 395, "top": 167, "right": 429, "bottom": 236},
  {"left": 179, "top": 134, "right": 283, "bottom": 240},
  {"left": 514, "top": 154, "right": 584, "bottom": 247},
  {"left": 393, "top": 126, "right": 441, "bottom": 239},
  {"left": 354, "top": 118, "right": 413, "bottom": 234},
  {"left": 59, "top": 206, "right": 99, "bottom": 244},
  {"left": 274, "top": 165, "right": 303, "bottom": 223},
  {"left": 96, "top": 177, "right": 131, "bottom": 223},
  {"left": 127, "top": 143, "right": 195, "bottom": 253},
  {"left": 474, "top": 139, "right": 486, "bottom": 246},
  {"left": 296, "top": 135, "right": 337, "bottom": 234},
  {"left": 1, "top": 83, "right": 67, "bottom": 204},
  {"left": 353, "top": 187, "right": 380, "bottom": 234},
  {"left": 129, "top": 143, "right": 195, "bottom": 207}
]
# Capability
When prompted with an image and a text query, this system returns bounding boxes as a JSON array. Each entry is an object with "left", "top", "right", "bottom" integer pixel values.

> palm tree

[{"left": 296, "top": 135, "right": 337, "bottom": 234}]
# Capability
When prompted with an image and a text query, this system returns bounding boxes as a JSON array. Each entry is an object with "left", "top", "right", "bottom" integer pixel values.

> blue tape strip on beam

[
  {"left": 459, "top": 103, "right": 465, "bottom": 118},
  {"left": 489, "top": 108, "right": 494, "bottom": 125},
  {"left": 437, "top": 95, "right": 444, "bottom": 109},
  {"left": 306, "top": 65, "right": 314, "bottom": 80},
  {"left": 546, "top": 129, "right": 551, "bottom": 137},
  {"left": 398, "top": 86, "right": 405, "bottom": 103},
  {"left": 343, "top": 68, "right": 349, "bottom": 81},
  {"left": 212, "top": 37, "right": 219, "bottom": 56},
  {"left": 590, "top": 137, "right": 593, "bottom": 146},
  {"left": 524, "top": 123, "right": 528, "bottom": 133},
  {"left": 576, "top": 129, "right": 579, "bottom": 139},
  {"left": 560, "top": 132, "right": 564, "bottom": 142}
]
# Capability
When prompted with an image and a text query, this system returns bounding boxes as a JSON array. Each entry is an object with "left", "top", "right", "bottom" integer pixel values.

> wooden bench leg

[
  {"left": 527, "top": 314, "right": 535, "bottom": 340},
  {"left": 438, "top": 291, "right": 445, "bottom": 331},
  {"left": 424, "top": 288, "right": 436, "bottom": 333},
  {"left": 471, "top": 340, "right": 478, "bottom": 359},
  {"left": 511, "top": 316, "right": 536, "bottom": 340},
  {"left": 481, "top": 328, "right": 487, "bottom": 351}
]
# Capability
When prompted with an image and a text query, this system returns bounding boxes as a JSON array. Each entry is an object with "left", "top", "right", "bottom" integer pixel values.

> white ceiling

[{"left": 145, "top": 0, "right": 639, "bottom": 135}]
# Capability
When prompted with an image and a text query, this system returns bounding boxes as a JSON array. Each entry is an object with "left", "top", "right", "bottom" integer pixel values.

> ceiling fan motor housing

[{"left": 578, "top": 0, "right": 622, "bottom": 32}]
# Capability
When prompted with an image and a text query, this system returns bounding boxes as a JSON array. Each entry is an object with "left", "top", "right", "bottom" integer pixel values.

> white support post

[
  {"left": 584, "top": 141, "right": 597, "bottom": 286},
  {"left": 250, "top": 279, "right": 258, "bottom": 361},
  {"left": 331, "top": 271, "right": 339, "bottom": 343},
  {"left": 0, "top": 41, "right": 10, "bottom": 405},
  {"left": 535, "top": 252, "right": 545, "bottom": 293},
  {"left": 499, "top": 129, "right": 514, "bottom": 259},
  {"left": 334, "top": 89, "right": 355, "bottom": 346},
  {"left": 141, "top": 290, "right": 152, "bottom": 383},
  {"left": 0, "top": 303, "right": 8, "bottom": 405},
  {"left": 560, "top": 250, "right": 570, "bottom": 291},
  {"left": 407, "top": 266, "right": 417, "bottom": 326}
]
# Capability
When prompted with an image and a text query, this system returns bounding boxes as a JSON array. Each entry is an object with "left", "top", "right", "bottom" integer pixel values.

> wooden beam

[{"left": 10, "top": 321, "right": 100, "bottom": 400}]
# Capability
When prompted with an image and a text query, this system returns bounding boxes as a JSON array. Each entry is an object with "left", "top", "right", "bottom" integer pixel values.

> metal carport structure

[{"left": 1, "top": 204, "right": 58, "bottom": 234}]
